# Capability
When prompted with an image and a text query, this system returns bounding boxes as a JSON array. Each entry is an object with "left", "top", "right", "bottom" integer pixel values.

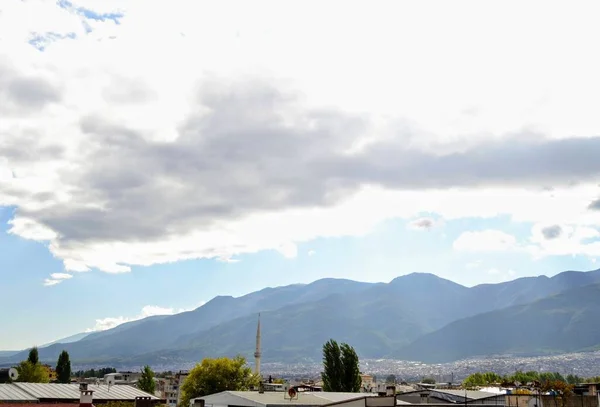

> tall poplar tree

[
  {"left": 56, "top": 350, "right": 72, "bottom": 383},
  {"left": 28, "top": 347, "right": 39, "bottom": 365},
  {"left": 340, "top": 343, "right": 362, "bottom": 392},
  {"left": 321, "top": 339, "right": 361, "bottom": 392}
]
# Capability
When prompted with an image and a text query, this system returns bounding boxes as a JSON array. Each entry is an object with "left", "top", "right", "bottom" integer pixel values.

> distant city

[{"left": 69, "top": 351, "right": 600, "bottom": 383}]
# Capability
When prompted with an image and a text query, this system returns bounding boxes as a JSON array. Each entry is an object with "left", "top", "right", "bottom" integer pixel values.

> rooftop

[
  {"left": 0, "top": 383, "right": 158, "bottom": 402},
  {"left": 431, "top": 389, "right": 500, "bottom": 400},
  {"left": 0, "top": 384, "right": 39, "bottom": 402},
  {"left": 201, "top": 391, "right": 379, "bottom": 407}
]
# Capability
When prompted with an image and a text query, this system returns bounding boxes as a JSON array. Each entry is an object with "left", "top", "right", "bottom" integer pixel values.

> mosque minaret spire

[{"left": 254, "top": 313, "right": 261, "bottom": 377}]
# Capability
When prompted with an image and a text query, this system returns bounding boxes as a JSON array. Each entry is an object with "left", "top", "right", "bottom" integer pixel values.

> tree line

[
  {"left": 178, "top": 338, "right": 362, "bottom": 406},
  {"left": 12, "top": 347, "right": 156, "bottom": 395},
  {"left": 13, "top": 347, "right": 71, "bottom": 383},
  {"left": 463, "top": 370, "right": 596, "bottom": 388},
  {"left": 73, "top": 367, "right": 117, "bottom": 378},
  {"left": 12, "top": 338, "right": 364, "bottom": 405}
]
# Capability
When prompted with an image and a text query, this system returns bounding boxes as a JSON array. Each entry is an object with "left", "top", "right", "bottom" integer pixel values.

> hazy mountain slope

[
  {"left": 6, "top": 278, "right": 375, "bottom": 363},
  {"left": 7, "top": 268, "right": 600, "bottom": 365},
  {"left": 40, "top": 332, "right": 90, "bottom": 348},
  {"left": 395, "top": 282, "right": 600, "bottom": 363},
  {"left": 466, "top": 268, "right": 600, "bottom": 311},
  {"left": 130, "top": 273, "right": 482, "bottom": 363}
]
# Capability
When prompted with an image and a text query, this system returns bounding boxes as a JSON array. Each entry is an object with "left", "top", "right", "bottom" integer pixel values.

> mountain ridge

[
  {"left": 3, "top": 268, "right": 600, "bottom": 365},
  {"left": 394, "top": 281, "right": 600, "bottom": 362}
]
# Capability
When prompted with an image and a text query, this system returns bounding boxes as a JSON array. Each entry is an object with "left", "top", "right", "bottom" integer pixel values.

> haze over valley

[{"left": 3, "top": 268, "right": 600, "bottom": 377}]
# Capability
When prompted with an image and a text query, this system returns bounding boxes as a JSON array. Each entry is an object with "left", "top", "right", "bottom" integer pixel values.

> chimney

[
  {"left": 79, "top": 386, "right": 94, "bottom": 407},
  {"left": 135, "top": 396, "right": 153, "bottom": 407}
]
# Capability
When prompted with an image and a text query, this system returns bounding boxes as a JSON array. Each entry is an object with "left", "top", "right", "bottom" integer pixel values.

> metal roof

[
  {"left": 0, "top": 384, "right": 38, "bottom": 402},
  {"left": 11, "top": 383, "right": 158, "bottom": 401},
  {"left": 431, "top": 389, "right": 499, "bottom": 400},
  {"left": 202, "top": 391, "right": 376, "bottom": 407},
  {"left": 311, "top": 393, "right": 378, "bottom": 403}
]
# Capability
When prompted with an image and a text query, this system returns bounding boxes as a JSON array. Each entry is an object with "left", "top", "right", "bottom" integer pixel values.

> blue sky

[
  {"left": 1, "top": 203, "right": 597, "bottom": 350},
  {"left": 2, "top": 0, "right": 600, "bottom": 350}
]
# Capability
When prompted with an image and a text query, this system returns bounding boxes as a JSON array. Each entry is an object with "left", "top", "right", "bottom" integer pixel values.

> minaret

[{"left": 254, "top": 313, "right": 261, "bottom": 377}]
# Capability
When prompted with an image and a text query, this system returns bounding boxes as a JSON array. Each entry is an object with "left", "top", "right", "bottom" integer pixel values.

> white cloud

[
  {"left": 2, "top": 0, "right": 600, "bottom": 280},
  {"left": 486, "top": 268, "right": 517, "bottom": 283},
  {"left": 85, "top": 302, "right": 205, "bottom": 332},
  {"left": 43, "top": 278, "right": 61, "bottom": 286},
  {"left": 50, "top": 272, "right": 72, "bottom": 279},
  {"left": 466, "top": 260, "right": 482, "bottom": 269},
  {"left": 217, "top": 256, "right": 240, "bottom": 263},
  {"left": 454, "top": 223, "right": 600, "bottom": 258},
  {"left": 528, "top": 223, "right": 600, "bottom": 258},
  {"left": 453, "top": 230, "right": 518, "bottom": 252},
  {"left": 43, "top": 272, "right": 73, "bottom": 286},
  {"left": 308, "top": 249, "right": 316, "bottom": 256},
  {"left": 277, "top": 242, "right": 298, "bottom": 259}
]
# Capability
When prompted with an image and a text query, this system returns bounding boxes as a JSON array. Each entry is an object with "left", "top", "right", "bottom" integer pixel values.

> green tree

[
  {"left": 340, "top": 343, "right": 361, "bottom": 392},
  {"left": 322, "top": 339, "right": 343, "bottom": 392},
  {"left": 55, "top": 350, "right": 72, "bottom": 383},
  {"left": 138, "top": 365, "right": 156, "bottom": 394},
  {"left": 74, "top": 367, "right": 116, "bottom": 378},
  {"left": 28, "top": 347, "right": 39, "bottom": 365},
  {"left": 16, "top": 360, "right": 49, "bottom": 383},
  {"left": 386, "top": 374, "right": 396, "bottom": 384},
  {"left": 463, "top": 372, "right": 503, "bottom": 388},
  {"left": 321, "top": 339, "right": 361, "bottom": 392},
  {"left": 180, "top": 356, "right": 258, "bottom": 407},
  {"left": 422, "top": 377, "right": 436, "bottom": 384}
]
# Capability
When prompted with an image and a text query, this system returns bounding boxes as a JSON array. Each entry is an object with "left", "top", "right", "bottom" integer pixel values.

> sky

[{"left": 1, "top": 0, "right": 600, "bottom": 350}]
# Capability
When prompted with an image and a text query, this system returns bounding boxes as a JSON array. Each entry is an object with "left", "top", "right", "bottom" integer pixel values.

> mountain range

[{"left": 3, "top": 268, "right": 600, "bottom": 366}]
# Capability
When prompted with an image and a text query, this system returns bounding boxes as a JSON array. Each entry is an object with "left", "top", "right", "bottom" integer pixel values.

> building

[
  {"left": 196, "top": 390, "right": 381, "bottom": 407},
  {"left": 156, "top": 376, "right": 181, "bottom": 407},
  {"left": 324, "top": 395, "right": 397, "bottom": 407},
  {"left": 575, "top": 383, "right": 600, "bottom": 397},
  {"left": 0, "top": 385, "right": 157, "bottom": 407},
  {"left": 396, "top": 389, "right": 505, "bottom": 405},
  {"left": 175, "top": 370, "right": 189, "bottom": 406},
  {"left": 104, "top": 371, "right": 143, "bottom": 386},
  {"left": 430, "top": 389, "right": 506, "bottom": 404},
  {"left": 0, "top": 382, "right": 160, "bottom": 404},
  {"left": 506, "top": 392, "right": 599, "bottom": 407},
  {"left": 360, "top": 375, "right": 375, "bottom": 392}
]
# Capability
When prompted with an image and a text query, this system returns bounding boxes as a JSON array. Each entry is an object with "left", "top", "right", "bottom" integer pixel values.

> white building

[
  {"left": 104, "top": 372, "right": 143, "bottom": 386},
  {"left": 175, "top": 370, "right": 189, "bottom": 406}
]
